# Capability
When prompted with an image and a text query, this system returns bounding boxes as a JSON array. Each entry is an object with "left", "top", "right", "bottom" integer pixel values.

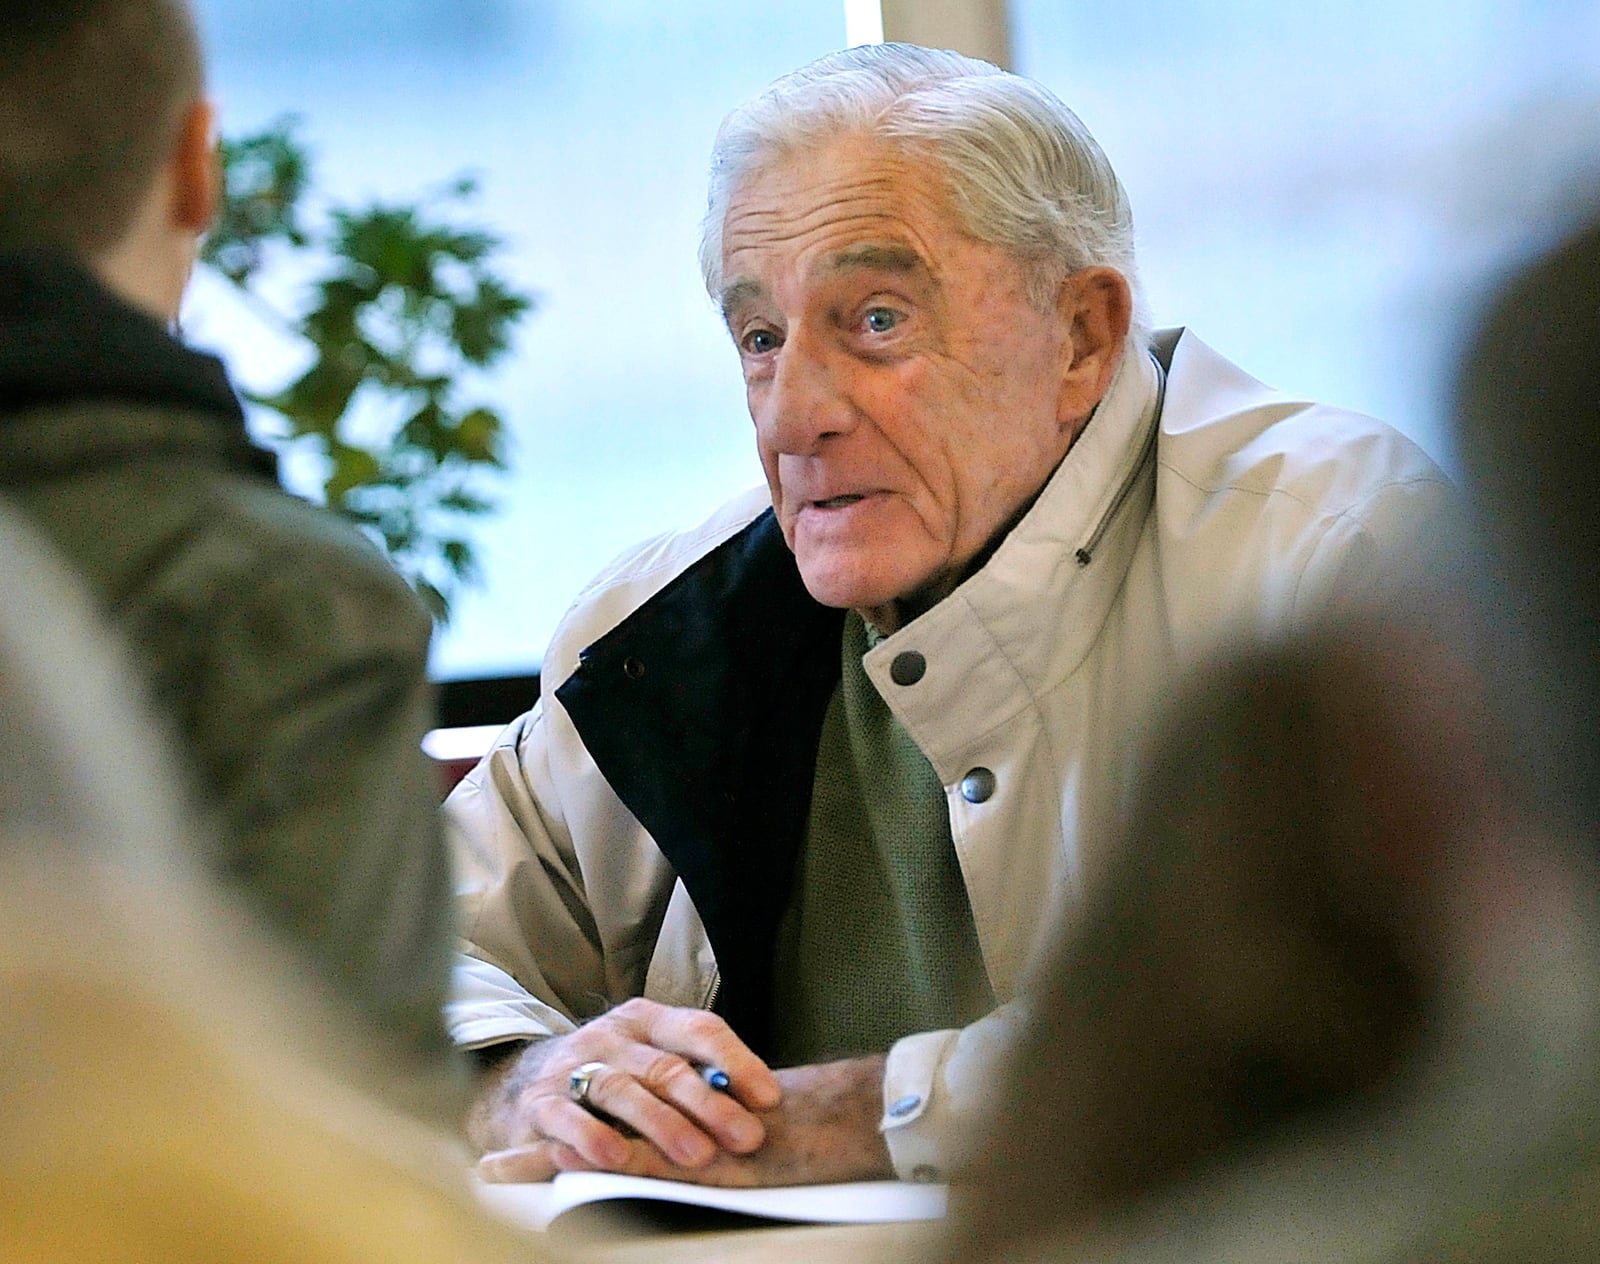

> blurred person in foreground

[
  {"left": 0, "top": 503, "right": 531, "bottom": 1263},
  {"left": 1456, "top": 214, "right": 1600, "bottom": 847},
  {"left": 450, "top": 43, "right": 1459, "bottom": 1187},
  {"left": 950, "top": 214, "right": 1600, "bottom": 1262},
  {"left": 0, "top": 0, "right": 455, "bottom": 1082}
]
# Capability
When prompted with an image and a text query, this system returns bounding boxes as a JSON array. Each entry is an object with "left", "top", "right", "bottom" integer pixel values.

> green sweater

[{"left": 769, "top": 611, "right": 994, "bottom": 1065}]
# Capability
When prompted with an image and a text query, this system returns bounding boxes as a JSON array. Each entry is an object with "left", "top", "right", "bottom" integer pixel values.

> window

[
  {"left": 186, "top": 1, "right": 850, "bottom": 681},
  {"left": 187, "top": 1, "right": 1600, "bottom": 692},
  {"left": 1010, "top": 0, "right": 1600, "bottom": 474}
]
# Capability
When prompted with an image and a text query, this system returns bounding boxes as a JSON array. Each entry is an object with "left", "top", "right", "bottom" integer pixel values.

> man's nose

[{"left": 757, "top": 335, "right": 855, "bottom": 454}]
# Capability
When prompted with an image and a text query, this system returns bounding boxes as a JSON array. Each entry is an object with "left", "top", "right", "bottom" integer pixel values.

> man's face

[{"left": 718, "top": 133, "right": 1087, "bottom": 631}]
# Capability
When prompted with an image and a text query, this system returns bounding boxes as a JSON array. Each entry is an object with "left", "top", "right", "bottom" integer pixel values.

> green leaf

[
  {"left": 333, "top": 206, "right": 440, "bottom": 291},
  {"left": 453, "top": 408, "right": 504, "bottom": 463},
  {"left": 414, "top": 577, "right": 451, "bottom": 623},
  {"left": 260, "top": 354, "right": 366, "bottom": 436},
  {"left": 451, "top": 278, "right": 534, "bottom": 365},
  {"left": 302, "top": 284, "right": 365, "bottom": 347},
  {"left": 439, "top": 489, "right": 494, "bottom": 515},
  {"left": 203, "top": 117, "right": 313, "bottom": 288},
  {"left": 441, "top": 537, "right": 477, "bottom": 579},
  {"left": 436, "top": 226, "right": 496, "bottom": 266},
  {"left": 325, "top": 444, "right": 383, "bottom": 504},
  {"left": 400, "top": 400, "right": 451, "bottom": 460}
]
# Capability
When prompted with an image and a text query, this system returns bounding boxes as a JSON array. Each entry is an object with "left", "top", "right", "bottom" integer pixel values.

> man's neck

[
  {"left": 89, "top": 248, "right": 182, "bottom": 326},
  {"left": 89, "top": 193, "right": 193, "bottom": 327}
]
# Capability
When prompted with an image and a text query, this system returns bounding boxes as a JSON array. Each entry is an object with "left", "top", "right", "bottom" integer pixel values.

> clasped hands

[{"left": 468, "top": 997, "right": 891, "bottom": 1186}]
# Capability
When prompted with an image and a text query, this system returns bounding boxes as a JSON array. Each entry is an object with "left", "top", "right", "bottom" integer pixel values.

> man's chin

[
  {"left": 797, "top": 571, "right": 897, "bottom": 615},
  {"left": 795, "top": 567, "right": 916, "bottom": 630}
]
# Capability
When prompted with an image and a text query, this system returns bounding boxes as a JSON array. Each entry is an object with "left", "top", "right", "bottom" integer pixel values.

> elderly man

[{"left": 453, "top": 43, "right": 1455, "bottom": 1185}]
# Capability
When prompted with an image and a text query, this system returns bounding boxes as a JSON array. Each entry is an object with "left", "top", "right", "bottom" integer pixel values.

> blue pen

[{"left": 700, "top": 1064, "right": 731, "bottom": 1092}]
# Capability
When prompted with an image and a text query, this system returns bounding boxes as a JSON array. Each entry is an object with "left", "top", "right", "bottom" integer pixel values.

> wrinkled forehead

[
  {"left": 720, "top": 127, "right": 966, "bottom": 265},
  {"left": 727, "top": 128, "right": 954, "bottom": 218},
  {"left": 716, "top": 134, "right": 967, "bottom": 305}
]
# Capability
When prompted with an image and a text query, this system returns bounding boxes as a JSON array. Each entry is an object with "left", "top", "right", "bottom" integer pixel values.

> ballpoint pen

[{"left": 699, "top": 1064, "right": 731, "bottom": 1093}]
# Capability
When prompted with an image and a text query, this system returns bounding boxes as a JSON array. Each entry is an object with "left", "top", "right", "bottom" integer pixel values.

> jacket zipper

[
  {"left": 703, "top": 967, "right": 722, "bottom": 1011},
  {"left": 1075, "top": 353, "right": 1168, "bottom": 566}
]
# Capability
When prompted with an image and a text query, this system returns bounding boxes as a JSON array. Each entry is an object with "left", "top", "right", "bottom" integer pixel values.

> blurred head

[
  {"left": 1454, "top": 214, "right": 1600, "bottom": 828},
  {"left": 946, "top": 213, "right": 1600, "bottom": 1264},
  {"left": 705, "top": 45, "right": 1139, "bottom": 630},
  {"left": 0, "top": 502, "right": 523, "bottom": 1263},
  {"left": 0, "top": 0, "right": 217, "bottom": 319},
  {"left": 955, "top": 606, "right": 1515, "bottom": 1256}
]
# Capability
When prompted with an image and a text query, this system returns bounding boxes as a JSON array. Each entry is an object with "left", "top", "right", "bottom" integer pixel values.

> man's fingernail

[{"left": 477, "top": 1150, "right": 520, "bottom": 1182}]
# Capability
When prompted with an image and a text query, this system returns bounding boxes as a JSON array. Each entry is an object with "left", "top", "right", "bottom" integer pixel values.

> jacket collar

[
  {"left": 0, "top": 250, "right": 271, "bottom": 481},
  {"left": 860, "top": 333, "right": 1170, "bottom": 781}
]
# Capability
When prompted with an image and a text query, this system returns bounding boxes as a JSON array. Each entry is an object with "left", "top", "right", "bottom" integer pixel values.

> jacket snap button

[
  {"left": 889, "top": 651, "right": 926, "bottom": 686},
  {"left": 887, "top": 1094, "right": 922, "bottom": 1119},
  {"left": 622, "top": 656, "right": 646, "bottom": 681},
  {"left": 959, "top": 767, "right": 996, "bottom": 803}
]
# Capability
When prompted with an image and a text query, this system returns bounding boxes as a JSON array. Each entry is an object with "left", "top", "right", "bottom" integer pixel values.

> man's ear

[
  {"left": 1056, "top": 266, "right": 1132, "bottom": 430},
  {"left": 170, "top": 100, "right": 220, "bottom": 235}
]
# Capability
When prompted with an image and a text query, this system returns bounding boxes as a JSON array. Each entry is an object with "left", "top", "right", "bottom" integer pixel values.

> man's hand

[
  {"left": 479, "top": 1054, "right": 893, "bottom": 1187},
  {"left": 467, "top": 998, "right": 781, "bottom": 1181}
]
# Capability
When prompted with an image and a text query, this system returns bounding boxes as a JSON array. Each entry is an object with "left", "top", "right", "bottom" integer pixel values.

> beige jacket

[{"left": 445, "top": 330, "right": 1458, "bottom": 1178}]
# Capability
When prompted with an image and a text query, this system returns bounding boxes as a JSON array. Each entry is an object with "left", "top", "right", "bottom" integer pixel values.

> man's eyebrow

[
  {"left": 718, "top": 243, "right": 931, "bottom": 324},
  {"left": 827, "top": 243, "right": 928, "bottom": 276},
  {"left": 718, "top": 278, "right": 764, "bottom": 325}
]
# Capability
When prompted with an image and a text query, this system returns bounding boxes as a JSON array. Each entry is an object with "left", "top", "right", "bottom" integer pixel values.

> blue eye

[{"left": 864, "top": 307, "right": 898, "bottom": 333}]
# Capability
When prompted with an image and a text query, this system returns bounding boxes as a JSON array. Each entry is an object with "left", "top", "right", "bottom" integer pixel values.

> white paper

[{"left": 475, "top": 1172, "right": 948, "bottom": 1232}]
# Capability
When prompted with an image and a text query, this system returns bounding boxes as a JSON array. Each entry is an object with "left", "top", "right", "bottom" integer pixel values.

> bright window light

[
  {"left": 845, "top": 0, "right": 884, "bottom": 46},
  {"left": 422, "top": 725, "right": 506, "bottom": 762}
]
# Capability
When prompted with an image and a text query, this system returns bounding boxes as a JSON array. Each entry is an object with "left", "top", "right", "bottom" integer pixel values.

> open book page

[{"left": 475, "top": 1172, "right": 948, "bottom": 1232}]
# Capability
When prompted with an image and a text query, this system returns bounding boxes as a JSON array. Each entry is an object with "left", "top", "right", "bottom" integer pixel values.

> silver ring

[{"left": 568, "top": 1060, "right": 607, "bottom": 1108}]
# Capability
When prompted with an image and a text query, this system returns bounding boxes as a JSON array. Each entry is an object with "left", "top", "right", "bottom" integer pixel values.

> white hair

[{"left": 700, "top": 43, "right": 1150, "bottom": 343}]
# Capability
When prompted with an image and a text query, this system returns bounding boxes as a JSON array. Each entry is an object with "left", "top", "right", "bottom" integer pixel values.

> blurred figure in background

[
  {"left": 0, "top": 503, "right": 531, "bottom": 1263},
  {"left": 951, "top": 212, "right": 1600, "bottom": 1262},
  {"left": 0, "top": 0, "right": 454, "bottom": 1085},
  {"left": 1455, "top": 214, "right": 1600, "bottom": 849}
]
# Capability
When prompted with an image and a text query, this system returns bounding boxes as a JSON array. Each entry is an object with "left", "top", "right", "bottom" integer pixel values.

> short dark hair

[{"left": 0, "top": 0, "right": 203, "bottom": 255}]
